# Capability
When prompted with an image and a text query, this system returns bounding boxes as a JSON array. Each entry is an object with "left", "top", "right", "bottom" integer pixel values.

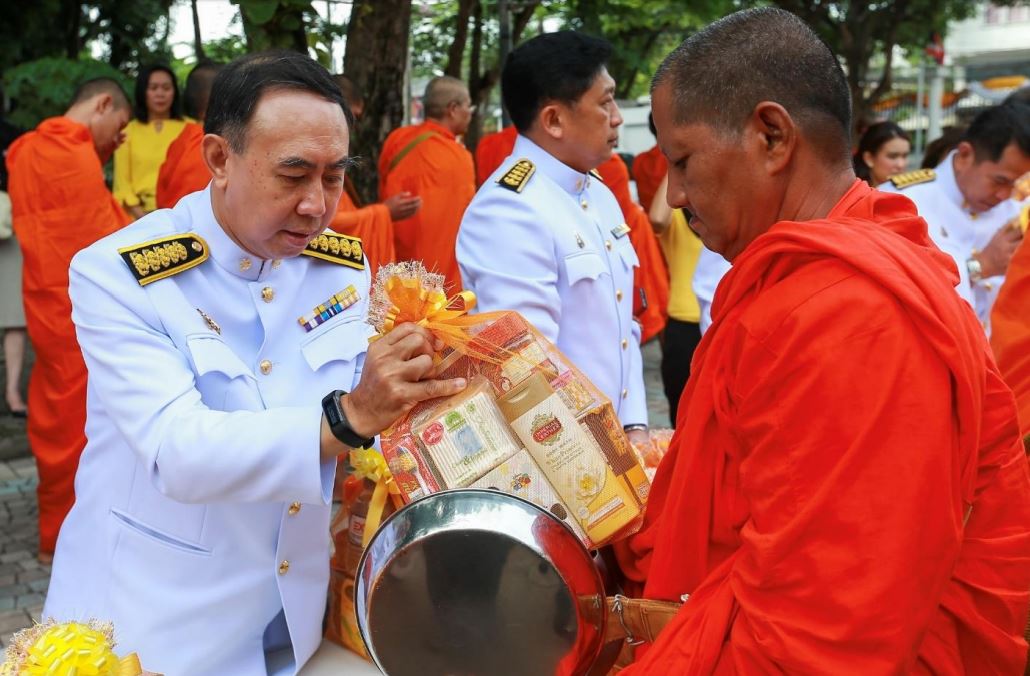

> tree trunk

[
  {"left": 344, "top": 0, "right": 413, "bottom": 203},
  {"left": 61, "top": 0, "right": 82, "bottom": 60},
  {"left": 191, "top": 0, "right": 206, "bottom": 61},
  {"left": 444, "top": 0, "right": 476, "bottom": 78}
]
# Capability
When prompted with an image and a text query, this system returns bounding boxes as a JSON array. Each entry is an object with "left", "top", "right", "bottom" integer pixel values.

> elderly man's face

[
  {"left": 652, "top": 84, "right": 772, "bottom": 260},
  {"left": 220, "top": 89, "right": 350, "bottom": 261}
]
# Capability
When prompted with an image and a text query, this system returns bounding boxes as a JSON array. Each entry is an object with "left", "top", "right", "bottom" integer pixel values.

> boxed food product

[
  {"left": 470, "top": 448, "right": 591, "bottom": 547},
  {"left": 497, "top": 372, "right": 642, "bottom": 545}
]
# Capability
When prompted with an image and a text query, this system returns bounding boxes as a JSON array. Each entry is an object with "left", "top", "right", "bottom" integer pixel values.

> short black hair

[
  {"left": 70, "top": 77, "right": 130, "bottom": 109},
  {"left": 501, "top": 31, "right": 612, "bottom": 134},
  {"left": 853, "top": 120, "right": 909, "bottom": 182},
  {"left": 134, "top": 64, "right": 182, "bottom": 122},
  {"left": 183, "top": 60, "right": 222, "bottom": 120},
  {"left": 652, "top": 8, "right": 852, "bottom": 165},
  {"left": 962, "top": 101, "right": 1030, "bottom": 163},
  {"left": 205, "top": 50, "right": 351, "bottom": 153}
]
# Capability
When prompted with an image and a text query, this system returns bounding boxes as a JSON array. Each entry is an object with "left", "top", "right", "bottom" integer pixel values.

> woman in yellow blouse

[
  {"left": 113, "top": 64, "right": 189, "bottom": 218},
  {"left": 649, "top": 174, "right": 703, "bottom": 426}
]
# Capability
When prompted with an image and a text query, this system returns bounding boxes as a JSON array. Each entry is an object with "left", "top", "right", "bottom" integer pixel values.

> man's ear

[
  {"left": 749, "top": 101, "right": 797, "bottom": 174},
  {"left": 202, "top": 134, "right": 232, "bottom": 188},
  {"left": 537, "top": 103, "right": 565, "bottom": 141}
]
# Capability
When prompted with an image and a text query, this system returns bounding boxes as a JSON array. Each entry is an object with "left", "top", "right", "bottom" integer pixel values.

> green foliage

[
  {"left": 561, "top": 0, "right": 736, "bottom": 99},
  {"left": 2, "top": 57, "right": 132, "bottom": 129},
  {"left": 233, "top": 0, "right": 317, "bottom": 53}
]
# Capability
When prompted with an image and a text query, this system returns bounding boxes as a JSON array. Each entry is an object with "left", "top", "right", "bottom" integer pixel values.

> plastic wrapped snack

[{"left": 373, "top": 262, "right": 650, "bottom": 549}]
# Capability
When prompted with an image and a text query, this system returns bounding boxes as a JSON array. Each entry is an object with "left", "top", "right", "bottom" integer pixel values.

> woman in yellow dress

[{"left": 113, "top": 64, "right": 189, "bottom": 219}]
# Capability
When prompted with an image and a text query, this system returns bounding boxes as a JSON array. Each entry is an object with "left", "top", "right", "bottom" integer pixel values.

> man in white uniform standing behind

[
  {"left": 43, "top": 51, "right": 466, "bottom": 675},
  {"left": 457, "top": 31, "right": 649, "bottom": 443},
  {"left": 880, "top": 101, "right": 1030, "bottom": 332}
]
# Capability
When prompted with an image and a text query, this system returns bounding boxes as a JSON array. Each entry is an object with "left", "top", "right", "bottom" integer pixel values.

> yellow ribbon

[
  {"left": 349, "top": 448, "right": 403, "bottom": 548},
  {"left": 14, "top": 622, "right": 153, "bottom": 675}
]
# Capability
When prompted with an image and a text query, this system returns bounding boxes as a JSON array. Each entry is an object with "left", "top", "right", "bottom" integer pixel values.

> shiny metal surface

[{"left": 356, "top": 489, "right": 606, "bottom": 676}]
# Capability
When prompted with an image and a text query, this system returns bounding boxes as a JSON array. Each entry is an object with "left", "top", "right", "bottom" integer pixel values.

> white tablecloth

[{"left": 299, "top": 640, "right": 383, "bottom": 675}]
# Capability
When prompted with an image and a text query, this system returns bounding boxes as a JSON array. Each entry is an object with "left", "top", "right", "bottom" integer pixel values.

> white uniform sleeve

[
  {"left": 624, "top": 319, "right": 648, "bottom": 426},
  {"left": 69, "top": 252, "right": 334, "bottom": 506},
  {"left": 457, "top": 188, "right": 561, "bottom": 342}
]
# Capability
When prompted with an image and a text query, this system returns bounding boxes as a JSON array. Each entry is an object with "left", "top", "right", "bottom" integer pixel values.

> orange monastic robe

[
  {"left": 991, "top": 233, "right": 1030, "bottom": 439},
  {"left": 631, "top": 144, "right": 667, "bottom": 213},
  {"left": 597, "top": 153, "right": 669, "bottom": 343},
  {"left": 329, "top": 187, "right": 395, "bottom": 277},
  {"left": 155, "top": 122, "right": 210, "bottom": 209},
  {"left": 6, "top": 117, "right": 131, "bottom": 553},
  {"left": 475, "top": 125, "right": 518, "bottom": 186},
  {"left": 378, "top": 120, "right": 475, "bottom": 293},
  {"left": 615, "top": 180, "right": 1030, "bottom": 673}
]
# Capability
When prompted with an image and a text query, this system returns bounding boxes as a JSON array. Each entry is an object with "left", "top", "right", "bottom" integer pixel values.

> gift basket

[
  {"left": 371, "top": 262, "right": 650, "bottom": 549},
  {"left": 325, "top": 262, "right": 653, "bottom": 658}
]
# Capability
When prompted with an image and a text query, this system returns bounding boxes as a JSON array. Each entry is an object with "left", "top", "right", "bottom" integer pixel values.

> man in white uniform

[
  {"left": 457, "top": 31, "right": 649, "bottom": 442},
  {"left": 880, "top": 101, "right": 1030, "bottom": 332},
  {"left": 43, "top": 51, "right": 465, "bottom": 675}
]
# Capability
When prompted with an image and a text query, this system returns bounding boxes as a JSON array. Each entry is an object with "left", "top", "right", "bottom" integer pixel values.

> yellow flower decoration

[{"left": 1, "top": 620, "right": 145, "bottom": 676}]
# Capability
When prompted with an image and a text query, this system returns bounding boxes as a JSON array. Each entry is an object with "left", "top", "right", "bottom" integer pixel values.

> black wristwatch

[{"left": 321, "top": 390, "right": 375, "bottom": 449}]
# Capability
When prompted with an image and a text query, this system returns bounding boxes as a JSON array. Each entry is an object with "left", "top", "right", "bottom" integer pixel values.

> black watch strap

[{"left": 322, "top": 390, "right": 375, "bottom": 449}]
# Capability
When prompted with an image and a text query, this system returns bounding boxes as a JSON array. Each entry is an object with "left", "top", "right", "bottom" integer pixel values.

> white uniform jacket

[
  {"left": 879, "top": 153, "right": 1021, "bottom": 332},
  {"left": 44, "top": 188, "right": 374, "bottom": 675},
  {"left": 457, "top": 134, "right": 647, "bottom": 427}
]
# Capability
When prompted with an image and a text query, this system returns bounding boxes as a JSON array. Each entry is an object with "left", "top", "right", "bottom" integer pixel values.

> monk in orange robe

[
  {"left": 990, "top": 206, "right": 1030, "bottom": 441},
  {"left": 631, "top": 114, "right": 667, "bottom": 212},
  {"left": 330, "top": 186, "right": 399, "bottom": 276},
  {"left": 475, "top": 125, "right": 517, "bottom": 186},
  {"left": 6, "top": 78, "right": 132, "bottom": 556},
  {"left": 613, "top": 11, "right": 1030, "bottom": 673},
  {"left": 378, "top": 76, "right": 475, "bottom": 292},
  {"left": 156, "top": 62, "right": 222, "bottom": 209},
  {"left": 596, "top": 152, "right": 669, "bottom": 343}
]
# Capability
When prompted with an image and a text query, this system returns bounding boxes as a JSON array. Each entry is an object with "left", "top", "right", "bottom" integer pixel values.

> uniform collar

[
  {"left": 936, "top": 150, "right": 973, "bottom": 216},
  {"left": 188, "top": 187, "right": 279, "bottom": 282},
  {"left": 512, "top": 134, "right": 594, "bottom": 196}
]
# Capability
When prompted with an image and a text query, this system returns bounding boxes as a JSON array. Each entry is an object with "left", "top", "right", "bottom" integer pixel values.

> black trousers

[{"left": 660, "top": 318, "right": 702, "bottom": 428}]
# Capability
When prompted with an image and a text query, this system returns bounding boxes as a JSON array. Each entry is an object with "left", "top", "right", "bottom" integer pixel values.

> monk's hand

[
  {"left": 384, "top": 192, "right": 422, "bottom": 220},
  {"left": 976, "top": 222, "right": 1024, "bottom": 278},
  {"left": 342, "top": 323, "right": 466, "bottom": 439}
]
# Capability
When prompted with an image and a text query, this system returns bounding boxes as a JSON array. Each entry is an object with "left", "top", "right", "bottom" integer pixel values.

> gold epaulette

[
  {"left": 889, "top": 168, "right": 936, "bottom": 189},
  {"left": 301, "top": 231, "right": 364, "bottom": 270},
  {"left": 589, "top": 168, "right": 604, "bottom": 181},
  {"left": 497, "top": 158, "right": 535, "bottom": 193},
  {"left": 118, "top": 233, "right": 209, "bottom": 286}
]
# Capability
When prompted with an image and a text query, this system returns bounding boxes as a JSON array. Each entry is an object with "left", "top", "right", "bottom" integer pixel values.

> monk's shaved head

[
  {"left": 653, "top": 8, "right": 852, "bottom": 165},
  {"left": 423, "top": 76, "right": 469, "bottom": 120},
  {"left": 70, "top": 77, "right": 130, "bottom": 110}
]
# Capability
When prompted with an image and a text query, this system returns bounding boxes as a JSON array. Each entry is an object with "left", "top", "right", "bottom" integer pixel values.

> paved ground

[{"left": 0, "top": 340, "right": 670, "bottom": 648}]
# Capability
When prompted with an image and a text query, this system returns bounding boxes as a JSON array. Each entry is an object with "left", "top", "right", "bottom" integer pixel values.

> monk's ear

[
  {"left": 537, "top": 103, "right": 565, "bottom": 141},
  {"left": 749, "top": 101, "right": 796, "bottom": 174},
  {"left": 202, "top": 134, "right": 231, "bottom": 188},
  {"left": 94, "top": 93, "right": 113, "bottom": 115}
]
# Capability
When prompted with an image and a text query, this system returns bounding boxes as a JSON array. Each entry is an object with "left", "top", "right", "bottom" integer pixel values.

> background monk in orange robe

[
  {"left": 378, "top": 76, "right": 475, "bottom": 292},
  {"left": 631, "top": 112, "right": 667, "bottom": 212},
  {"left": 475, "top": 124, "right": 517, "bottom": 186},
  {"left": 990, "top": 205, "right": 1030, "bottom": 443},
  {"left": 155, "top": 61, "right": 222, "bottom": 209},
  {"left": 596, "top": 151, "right": 669, "bottom": 343},
  {"left": 329, "top": 74, "right": 420, "bottom": 275},
  {"left": 613, "top": 9, "right": 1030, "bottom": 673},
  {"left": 6, "top": 78, "right": 131, "bottom": 557}
]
